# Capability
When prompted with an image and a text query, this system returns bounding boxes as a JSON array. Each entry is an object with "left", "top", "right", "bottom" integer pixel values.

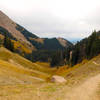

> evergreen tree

[
  {"left": 86, "top": 31, "right": 97, "bottom": 58},
  {"left": 3, "top": 33, "right": 14, "bottom": 52},
  {"left": 50, "top": 50, "right": 64, "bottom": 68},
  {"left": 71, "top": 43, "right": 80, "bottom": 65}
]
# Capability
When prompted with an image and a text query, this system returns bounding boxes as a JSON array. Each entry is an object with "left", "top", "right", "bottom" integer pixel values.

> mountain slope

[
  {"left": 0, "top": 10, "right": 73, "bottom": 51},
  {"left": 0, "top": 47, "right": 57, "bottom": 82},
  {"left": 0, "top": 11, "right": 29, "bottom": 44},
  {"left": 57, "top": 37, "right": 72, "bottom": 48},
  {"left": 16, "top": 24, "right": 73, "bottom": 50}
]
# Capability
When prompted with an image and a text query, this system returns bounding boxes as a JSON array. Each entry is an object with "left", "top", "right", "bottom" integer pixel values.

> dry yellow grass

[
  {"left": 0, "top": 47, "right": 53, "bottom": 80},
  {"left": 36, "top": 62, "right": 50, "bottom": 68},
  {"left": 0, "top": 47, "right": 100, "bottom": 100},
  {"left": 0, "top": 59, "right": 45, "bottom": 85},
  {"left": 0, "top": 47, "right": 66, "bottom": 100}
]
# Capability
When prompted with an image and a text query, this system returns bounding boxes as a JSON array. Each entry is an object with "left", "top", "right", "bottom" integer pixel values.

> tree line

[
  {"left": 0, "top": 33, "right": 14, "bottom": 52},
  {"left": 0, "top": 30, "right": 100, "bottom": 68},
  {"left": 50, "top": 31, "right": 100, "bottom": 67}
]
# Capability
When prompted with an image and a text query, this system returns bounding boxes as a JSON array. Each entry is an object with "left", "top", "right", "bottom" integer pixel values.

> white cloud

[{"left": 0, "top": 0, "right": 100, "bottom": 41}]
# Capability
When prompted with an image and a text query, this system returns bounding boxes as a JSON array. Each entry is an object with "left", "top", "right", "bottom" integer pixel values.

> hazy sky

[{"left": 0, "top": 0, "right": 100, "bottom": 41}]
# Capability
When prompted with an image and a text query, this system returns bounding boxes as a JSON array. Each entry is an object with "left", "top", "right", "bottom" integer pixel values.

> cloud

[{"left": 0, "top": 0, "right": 100, "bottom": 41}]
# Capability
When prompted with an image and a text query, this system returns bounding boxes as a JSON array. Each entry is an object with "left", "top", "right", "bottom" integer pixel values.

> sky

[{"left": 0, "top": 0, "right": 100, "bottom": 42}]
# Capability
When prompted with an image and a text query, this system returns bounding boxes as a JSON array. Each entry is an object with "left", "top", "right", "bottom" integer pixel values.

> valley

[
  {"left": 0, "top": 10, "right": 100, "bottom": 100},
  {"left": 0, "top": 47, "right": 100, "bottom": 100}
]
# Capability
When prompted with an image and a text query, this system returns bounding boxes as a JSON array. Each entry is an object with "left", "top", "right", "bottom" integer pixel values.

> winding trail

[{"left": 65, "top": 74, "right": 100, "bottom": 100}]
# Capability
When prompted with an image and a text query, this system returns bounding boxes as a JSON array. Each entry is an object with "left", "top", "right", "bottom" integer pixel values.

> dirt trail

[{"left": 65, "top": 74, "right": 100, "bottom": 100}]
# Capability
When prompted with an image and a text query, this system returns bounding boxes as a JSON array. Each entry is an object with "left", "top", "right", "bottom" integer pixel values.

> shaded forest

[{"left": 50, "top": 31, "right": 100, "bottom": 67}]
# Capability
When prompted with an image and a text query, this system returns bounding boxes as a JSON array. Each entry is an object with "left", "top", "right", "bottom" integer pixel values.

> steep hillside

[
  {"left": 0, "top": 47, "right": 57, "bottom": 82},
  {"left": 16, "top": 24, "right": 73, "bottom": 50},
  {"left": 57, "top": 37, "right": 72, "bottom": 48},
  {"left": 30, "top": 38, "right": 70, "bottom": 50},
  {"left": 0, "top": 11, "right": 29, "bottom": 44},
  {"left": 0, "top": 11, "right": 72, "bottom": 52},
  {"left": 70, "top": 31, "right": 100, "bottom": 66}
]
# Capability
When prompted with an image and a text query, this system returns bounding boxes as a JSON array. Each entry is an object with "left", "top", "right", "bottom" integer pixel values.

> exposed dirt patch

[{"left": 65, "top": 74, "right": 100, "bottom": 100}]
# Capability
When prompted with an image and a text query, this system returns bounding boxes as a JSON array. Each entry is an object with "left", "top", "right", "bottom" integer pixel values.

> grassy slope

[
  {"left": 0, "top": 55, "right": 100, "bottom": 100},
  {"left": 0, "top": 59, "right": 44, "bottom": 85},
  {"left": 0, "top": 47, "right": 56, "bottom": 74},
  {"left": 0, "top": 47, "right": 57, "bottom": 84},
  {"left": 0, "top": 47, "right": 100, "bottom": 100},
  {"left": 0, "top": 46, "right": 99, "bottom": 83},
  {"left": 55, "top": 55, "right": 100, "bottom": 87}
]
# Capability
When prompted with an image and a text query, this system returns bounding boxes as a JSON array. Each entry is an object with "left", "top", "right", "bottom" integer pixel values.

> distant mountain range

[{"left": 0, "top": 11, "right": 73, "bottom": 53}]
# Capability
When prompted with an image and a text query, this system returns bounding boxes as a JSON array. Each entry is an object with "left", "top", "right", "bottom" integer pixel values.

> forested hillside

[
  {"left": 50, "top": 31, "right": 100, "bottom": 67},
  {"left": 0, "top": 11, "right": 73, "bottom": 63}
]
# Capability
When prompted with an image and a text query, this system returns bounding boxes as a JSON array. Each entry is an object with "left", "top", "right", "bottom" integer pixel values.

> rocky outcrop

[{"left": 51, "top": 75, "right": 66, "bottom": 83}]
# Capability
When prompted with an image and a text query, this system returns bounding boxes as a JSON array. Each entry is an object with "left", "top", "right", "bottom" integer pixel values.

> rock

[{"left": 51, "top": 75, "right": 66, "bottom": 83}]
